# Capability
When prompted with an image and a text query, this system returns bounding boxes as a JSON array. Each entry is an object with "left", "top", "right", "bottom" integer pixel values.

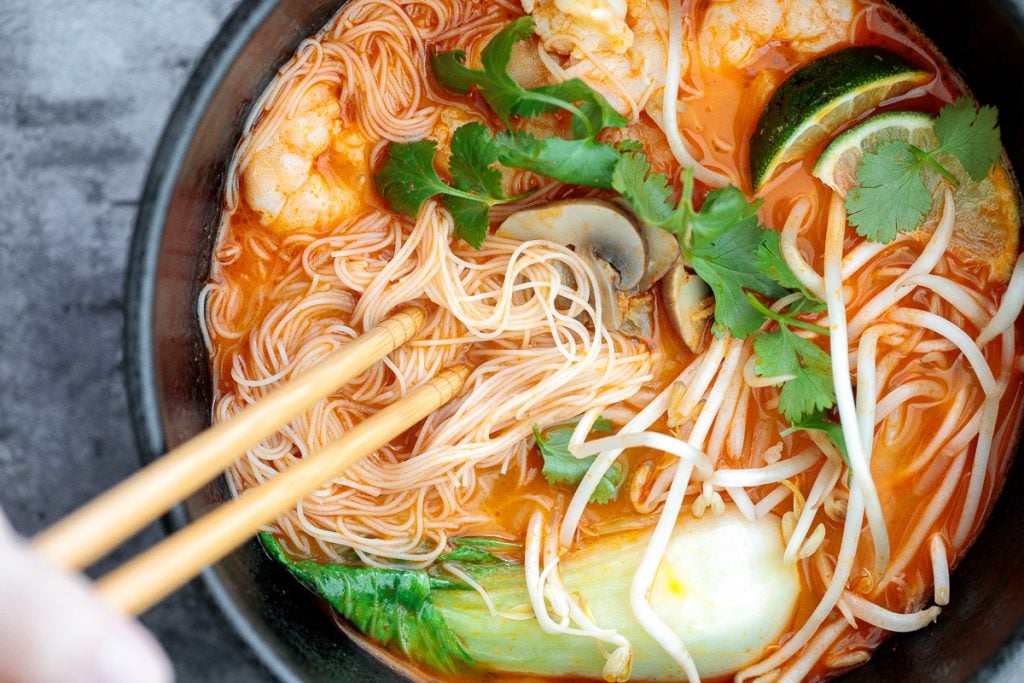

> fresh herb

[
  {"left": 782, "top": 412, "right": 850, "bottom": 467},
  {"left": 373, "top": 127, "right": 515, "bottom": 248},
  {"left": 613, "top": 152, "right": 791, "bottom": 337},
  {"left": 495, "top": 130, "right": 622, "bottom": 189},
  {"left": 261, "top": 532, "right": 476, "bottom": 675},
  {"left": 755, "top": 229, "right": 824, "bottom": 302},
  {"left": 375, "top": 17, "right": 630, "bottom": 246},
  {"left": 751, "top": 295, "right": 835, "bottom": 423},
  {"left": 431, "top": 17, "right": 625, "bottom": 137},
  {"left": 846, "top": 97, "right": 1001, "bottom": 243},
  {"left": 534, "top": 417, "right": 620, "bottom": 504}
]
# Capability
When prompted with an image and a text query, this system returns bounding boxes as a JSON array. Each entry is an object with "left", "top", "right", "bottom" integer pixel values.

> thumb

[{"left": 0, "top": 513, "right": 173, "bottom": 683}]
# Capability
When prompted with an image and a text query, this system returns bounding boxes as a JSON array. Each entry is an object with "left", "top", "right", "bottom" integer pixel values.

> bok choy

[{"left": 262, "top": 509, "right": 800, "bottom": 681}]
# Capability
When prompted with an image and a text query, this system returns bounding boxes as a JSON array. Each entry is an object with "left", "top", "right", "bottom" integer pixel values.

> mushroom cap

[
  {"left": 637, "top": 222, "right": 681, "bottom": 292},
  {"left": 579, "top": 250, "right": 623, "bottom": 330},
  {"left": 663, "top": 259, "right": 714, "bottom": 353},
  {"left": 496, "top": 199, "right": 647, "bottom": 291}
]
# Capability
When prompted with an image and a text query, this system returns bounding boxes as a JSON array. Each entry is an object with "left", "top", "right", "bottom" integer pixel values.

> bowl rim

[{"left": 123, "top": 1, "right": 304, "bottom": 681}]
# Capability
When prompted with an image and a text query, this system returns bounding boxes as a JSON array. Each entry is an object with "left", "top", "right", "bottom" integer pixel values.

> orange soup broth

[{"left": 205, "top": 0, "right": 1024, "bottom": 681}]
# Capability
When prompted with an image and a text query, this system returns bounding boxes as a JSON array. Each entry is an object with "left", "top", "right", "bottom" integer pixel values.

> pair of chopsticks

[{"left": 31, "top": 305, "right": 469, "bottom": 615}]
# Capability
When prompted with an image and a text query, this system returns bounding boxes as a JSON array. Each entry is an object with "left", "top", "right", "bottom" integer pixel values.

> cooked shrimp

[
  {"left": 523, "top": 0, "right": 666, "bottom": 117},
  {"left": 243, "top": 83, "right": 369, "bottom": 233},
  {"left": 699, "top": 0, "right": 856, "bottom": 69},
  {"left": 523, "top": 0, "right": 644, "bottom": 58}
]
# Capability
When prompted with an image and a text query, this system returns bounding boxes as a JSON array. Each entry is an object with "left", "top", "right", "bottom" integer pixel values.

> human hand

[{"left": 0, "top": 508, "right": 172, "bottom": 683}]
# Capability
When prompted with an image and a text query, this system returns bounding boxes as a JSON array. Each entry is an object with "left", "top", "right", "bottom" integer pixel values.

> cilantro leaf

[
  {"left": 374, "top": 134, "right": 512, "bottom": 249},
  {"left": 754, "top": 326, "right": 835, "bottom": 422},
  {"left": 844, "top": 97, "right": 1002, "bottom": 243},
  {"left": 691, "top": 186, "right": 762, "bottom": 243},
  {"left": 431, "top": 17, "right": 624, "bottom": 140},
  {"left": 534, "top": 419, "right": 620, "bottom": 504},
  {"left": 755, "top": 229, "right": 814, "bottom": 298},
  {"left": 431, "top": 18, "right": 536, "bottom": 121},
  {"left": 448, "top": 123, "right": 504, "bottom": 198},
  {"left": 689, "top": 225, "right": 788, "bottom": 339},
  {"left": 782, "top": 412, "right": 849, "bottom": 468},
  {"left": 845, "top": 139, "right": 931, "bottom": 243},
  {"left": 611, "top": 149, "right": 675, "bottom": 226},
  {"left": 442, "top": 195, "right": 491, "bottom": 249},
  {"left": 933, "top": 97, "right": 1001, "bottom": 182},
  {"left": 496, "top": 131, "right": 620, "bottom": 189},
  {"left": 374, "top": 140, "right": 456, "bottom": 217}
]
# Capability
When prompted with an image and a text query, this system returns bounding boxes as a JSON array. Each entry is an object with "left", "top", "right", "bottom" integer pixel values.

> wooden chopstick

[
  {"left": 33, "top": 306, "right": 427, "bottom": 571},
  {"left": 95, "top": 364, "right": 470, "bottom": 616}
]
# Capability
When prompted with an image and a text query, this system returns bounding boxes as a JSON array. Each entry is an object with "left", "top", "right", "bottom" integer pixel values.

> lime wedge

[
  {"left": 814, "top": 110, "right": 1021, "bottom": 282},
  {"left": 814, "top": 110, "right": 936, "bottom": 193},
  {"left": 750, "top": 47, "right": 932, "bottom": 191}
]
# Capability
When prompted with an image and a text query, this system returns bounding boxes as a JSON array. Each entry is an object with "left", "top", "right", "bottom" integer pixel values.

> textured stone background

[
  {"left": 1, "top": 1, "right": 1023, "bottom": 682},
  {"left": 0, "top": 0, "right": 268, "bottom": 680}
]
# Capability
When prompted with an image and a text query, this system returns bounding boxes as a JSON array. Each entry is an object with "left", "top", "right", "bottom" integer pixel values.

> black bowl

[{"left": 124, "top": 1, "right": 1024, "bottom": 681}]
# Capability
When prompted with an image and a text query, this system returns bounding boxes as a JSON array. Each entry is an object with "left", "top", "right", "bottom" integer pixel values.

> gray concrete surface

[{"left": 0, "top": 1, "right": 269, "bottom": 680}]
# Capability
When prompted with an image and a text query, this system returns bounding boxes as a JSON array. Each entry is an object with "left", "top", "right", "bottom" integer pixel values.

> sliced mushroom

[
  {"left": 620, "top": 291, "right": 654, "bottom": 339},
  {"left": 663, "top": 259, "right": 714, "bottom": 353},
  {"left": 579, "top": 251, "right": 623, "bottom": 330},
  {"left": 637, "top": 222, "right": 681, "bottom": 292},
  {"left": 496, "top": 199, "right": 647, "bottom": 291}
]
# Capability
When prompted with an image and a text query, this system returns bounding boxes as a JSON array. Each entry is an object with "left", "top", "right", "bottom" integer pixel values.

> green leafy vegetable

[
  {"left": 372, "top": 129, "right": 514, "bottom": 248},
  {"left": 782, "top": 412, "right": 850, "bottom": 467},
  {"left": 613, "top": 153, "right": 789, "bottom": 338},
  {"left": 534, "top": 417, "right": 619, "bottom": 503},
  {"left": 846, "top": 97, "right": 1002, "bottom": 243},
  {"left": 438, "top": 537, "right": 519, "bottom": 565},
  {"left": 377, "top": 17, "right": 630, "bottom": 246},
  {"left": 437, "top": 546, "right": 507, "bottom": 565},
  {"left": 754, "top": 324, "right": 835, "bottom": 423},
  {"left": 755, "top": 229, "right": 823, "bottom": 303},
  {"left": 495, "top": 130, "right": 621, "bottom": 189},
  {"left": 932, "top": 97, "right": 1001, "bottom": 181},
  {"left": 431, "top": 17, "right": 625, "bottom": 137},
  {"left": 264, "top": 523, "right": 736, "bottom": 681},
  {"left": 261, "top": 532, "right": 476, "bottom": 675}
]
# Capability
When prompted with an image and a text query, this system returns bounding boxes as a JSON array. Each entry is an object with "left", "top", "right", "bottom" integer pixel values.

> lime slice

[
  {"left": 814, "top": 110, "right": 936, "bottom": 193},
  {"left": 815, "top": 110, "right": 1021, "bottom": 281},
  {"left": 750, "top": 47, "right": 931, "bottom": 191}
]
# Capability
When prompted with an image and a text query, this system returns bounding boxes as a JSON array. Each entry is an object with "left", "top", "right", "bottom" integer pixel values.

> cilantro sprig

[
  {"left": 846, "top": 97, "right": 1002, "bottom": 243},
  {"left": 613, "top": 150, "right": 802, "bottom": 338},
  {"left": 750, "top": 295, "right": 834, "bottom": 423},
  {"left": 431, "top": 17, "right": 625, "bottom": 137},
  {"left": 374, "top": 126, "right": 518, "bottom": 248},
  {"left": 534, "top": 418, "right": 620, "bottom": 504}
]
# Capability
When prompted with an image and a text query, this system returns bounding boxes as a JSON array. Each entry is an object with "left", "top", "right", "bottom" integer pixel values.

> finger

[{"left": 0, "top": 524, "right": 173, "bottom": 683}]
